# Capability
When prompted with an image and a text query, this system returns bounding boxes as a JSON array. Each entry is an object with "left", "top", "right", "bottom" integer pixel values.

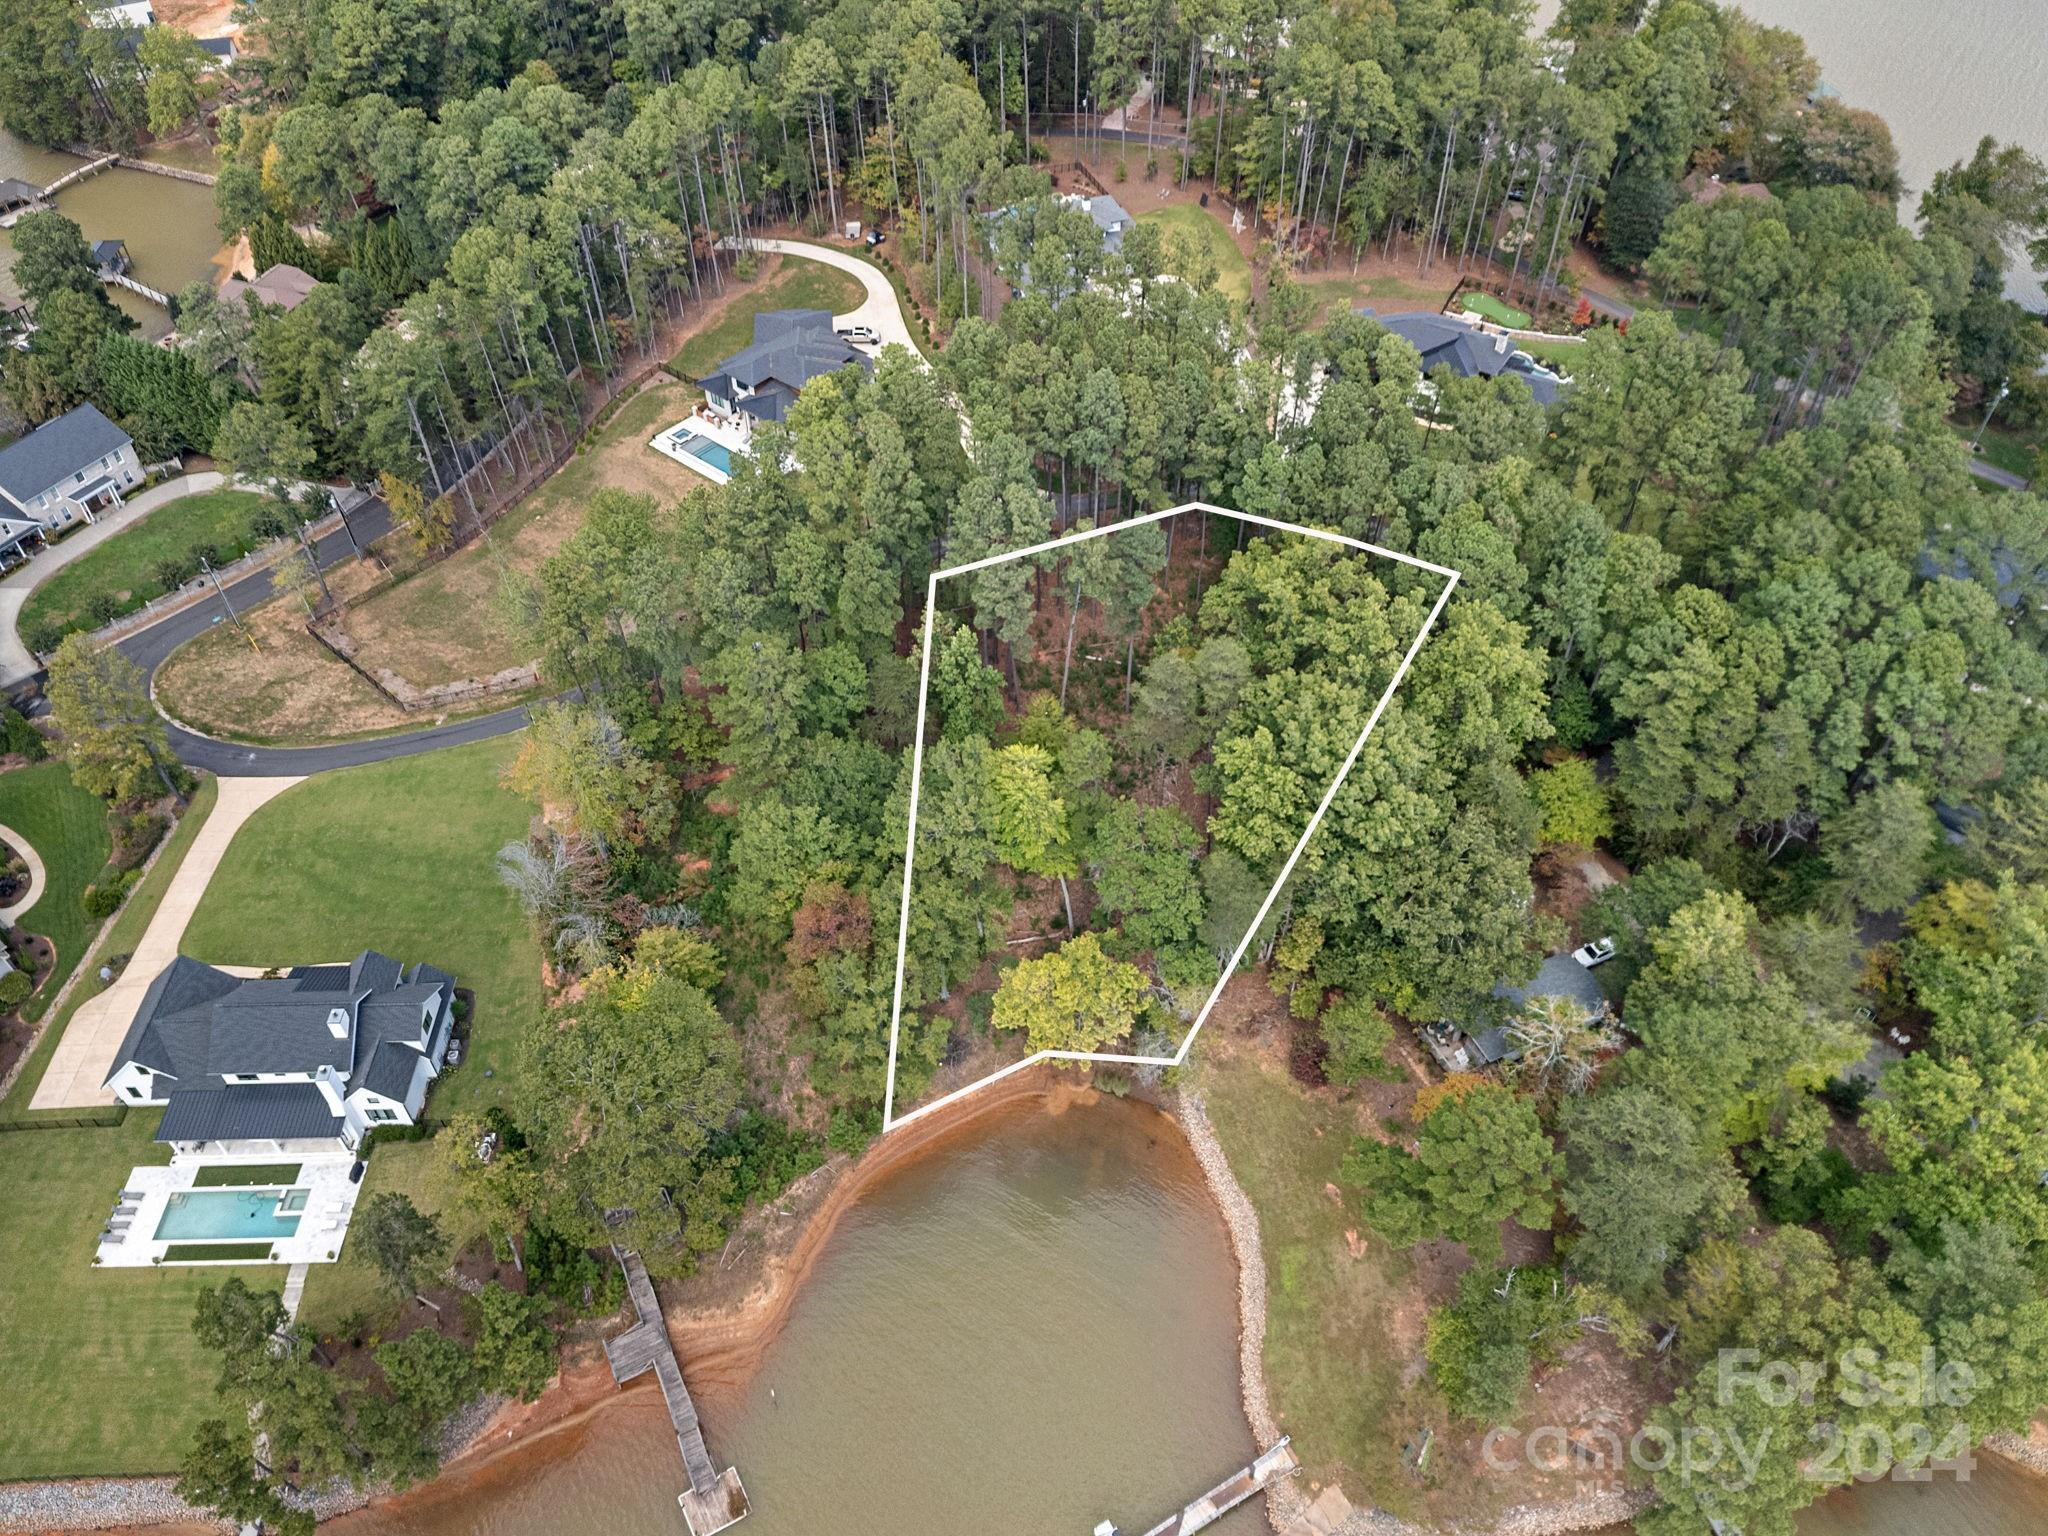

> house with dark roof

[
  {"left": 102, "top": 949, "right": 457, "bottom": 1154},
  {"left": 695, "top": 308, "right": 870, "bottom": 437},
  {"left": 1357, "top": 307, "right": 1566, "bottom": 406},
  {"left": 219, "top": 262, "right": 320, "bottom": 313},
  {"left": 0, "top": 403, "right": 141, "bottom": 530},
  {"left": 1421, "top": 953, "right": 1611, "bottom": 1073}
]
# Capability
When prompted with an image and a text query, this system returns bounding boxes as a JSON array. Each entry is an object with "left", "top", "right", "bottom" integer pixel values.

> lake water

[
  {"left": 331, "top": 1095, "right": 1263, "bottom": 1536},
  {"left": 1532, "top": 0, "right": 2048, "bottom": 306},
  {"left": 0, "top": 129, "right": 227, "bottom": 338}
]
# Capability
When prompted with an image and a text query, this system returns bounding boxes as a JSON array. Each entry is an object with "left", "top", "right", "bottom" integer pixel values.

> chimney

[
  {"left": 326, "top": 1006, "right": 349, "bottom": 1040},
  {"left": 314, "top": 1063, "right": 347, "bottom": 1116}
]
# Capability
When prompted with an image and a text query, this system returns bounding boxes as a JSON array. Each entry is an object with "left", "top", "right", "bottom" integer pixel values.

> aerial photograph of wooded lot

[{"left": 3, "top": 1, "right": 2048, "bottom": 1535}]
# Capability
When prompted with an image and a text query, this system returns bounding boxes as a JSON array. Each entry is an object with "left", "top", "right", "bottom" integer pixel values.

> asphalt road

[{"left": 113, "top": 495, "right": 541, "bottom": 776}]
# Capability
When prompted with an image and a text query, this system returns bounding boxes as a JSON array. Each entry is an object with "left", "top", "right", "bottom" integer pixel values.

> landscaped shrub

[
  {"left": 81, "top": 876, "right": 132, "bottom": 918},
  {"left": 20, "top": 619, "right": 63, "bottom": 658},
  {"left": 112, "top": 811, "right": 166, "bottom": 870},
  {"left": 85, "top": 593, "right": 123, "bottom": 628},
  {"left": 0, "top": 970, "right": 32, "bottom": 1008},
  {"left": 0, "top": 703, "right": 45, "bottom": 760},
  {"left": 150, "top": 554, "right": 198, "bottom": 591}
]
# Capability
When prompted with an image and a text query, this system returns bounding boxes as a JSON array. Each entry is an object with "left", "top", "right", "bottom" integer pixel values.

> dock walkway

[
  {"left": 604, "top": 1251, "right": 749, "bottom": 1534},
  {"left": 1107, "top": 1438, "right": 1300, "bottom": 1536}
]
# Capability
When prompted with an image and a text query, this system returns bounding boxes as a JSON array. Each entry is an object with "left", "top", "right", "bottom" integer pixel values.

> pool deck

[
  {"left": 650, "top": 406, "right": 751, "bottom": 485},
  {"left": 94, "top": 1152, "right": 360, "bottom": 1268}
]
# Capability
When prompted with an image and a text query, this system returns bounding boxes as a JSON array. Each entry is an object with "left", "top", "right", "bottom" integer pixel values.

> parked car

[
  {"left": 1505, "top": 350, "right": 1567, "bottom": 384},
  {"left": 837, "top": 324, "right": 880, "bottom": 345},
  {"left": 865, "top": 229, "right": 885, "bottom": 248},
  {"left": 1571, "top": 936, "right": 1616, "bottom": 968}
]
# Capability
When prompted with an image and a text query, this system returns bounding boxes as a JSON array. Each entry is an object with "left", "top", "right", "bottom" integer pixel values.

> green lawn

[
  {"left": 2, "top": 760, "right": 111, "bottom": 1025},
  {"left": 1198, "top": 1051, "right": 1444, "bottom": 1522},
  {"left": 1513, "top": 334, "right": 1589, "bottom": 369},
  {"left": 296, "top": 1138, "right": 485, "bottom": 1337},
  {"left": 1459, "top": 290, "right": 1532, "bottom": 329},
  {"left": 1138, "top": 202, "right": 1254, "bottom": 306},
  {"left": 193, "top": 1162, "right": 299, "bottom": 1187},
  {"left": 2, "top": 777, "right": 216, "bottom": 1119},
  {"left": 17, "top": 489, "right": 270, "bottom": 644},
  {"left": 1954, "top": 417, "right": 2038, "bottom": 483},
  {"left": 0, "top": 1110, "right": 275, "bottom": 1477},
  {"left": 670, "top": 255, "right": 869, "bottom": 378},
  {"left": 180, "top": 735, "right": 543, "bottom": 1116}
]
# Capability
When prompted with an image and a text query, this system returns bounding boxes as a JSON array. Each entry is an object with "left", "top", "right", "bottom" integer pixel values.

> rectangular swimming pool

[
  {"left": 154, "top": 1188, "right": 305, "bottom": 1241},
  {"left": 663, "top": 429, "right": 734, "bottom": 475}
]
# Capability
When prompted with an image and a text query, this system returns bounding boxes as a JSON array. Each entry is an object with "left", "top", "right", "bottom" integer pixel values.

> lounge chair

[{"left": 119, "top": 1188, "right": 144, "bottom": 1199}]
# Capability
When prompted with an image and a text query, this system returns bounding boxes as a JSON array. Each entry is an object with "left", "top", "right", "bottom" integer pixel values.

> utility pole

[
  {"left": 200, "top": 554, "right": 255, "bottom": 650},
  {"left": 294, "top": 511, "right": 334, "bottom": 608},
  {"left": 1972, "top": 379, "right": 2011, "bottom": 451}
]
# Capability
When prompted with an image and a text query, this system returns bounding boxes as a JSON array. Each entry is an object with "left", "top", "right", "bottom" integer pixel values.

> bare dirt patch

[
  {"left": 153, "top": 560, "right": 429, "bottom": 742},
  {"left": 340, "top": 379, "right": 707, "bottom": 689}
]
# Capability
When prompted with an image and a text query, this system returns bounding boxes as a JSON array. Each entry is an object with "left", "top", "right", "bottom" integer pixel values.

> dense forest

[{"left": 10, "top": 1, "right": 2048, "bottom": 1533}]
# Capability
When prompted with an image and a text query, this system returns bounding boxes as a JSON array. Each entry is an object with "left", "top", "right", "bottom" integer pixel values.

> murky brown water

[
  {"left": 334, "top": 1095, "right": 1263, "bottom": 1536},
  {"left": 0, "top": 129, "right": 227, "bottom": 338}
]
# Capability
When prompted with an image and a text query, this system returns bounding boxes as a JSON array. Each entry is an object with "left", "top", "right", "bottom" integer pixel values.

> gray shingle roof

[
  {"left": 1356, "top": 309, "right": 1563, "bottom": 405},
  {"left": 698, "top": 309, "right": 867, "bottom": 399},
  {"left": 362, "top": 1041, "right": 423, "bottom": 1100},
  {"left": 1493, "top": 953, "right": 1608, "bottom": 1015},
  {"left": 105, "top": 949, "right": 450, "bottom": 1094},
  {"left": 0, "top": 404, "right": 132, "bottom": 503},
  {"left": 156, "top": 1084, "right": 344, "bottom": 1144}
]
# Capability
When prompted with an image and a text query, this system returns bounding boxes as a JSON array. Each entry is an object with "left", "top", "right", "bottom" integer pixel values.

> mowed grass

[
  {"left": 1, "top": 760, "right": 111, "bottom": 1024},
  {"left": 0, "top": 1110, "right": 275, "bottom": 1477},
  {"left": 1459, "top": 290, "right": 1533, "bottom": 328},
  {"left": 1139, "top": 202, "right": 1253, "bottom": 306},
  {"left": 1197, "top": 1051, "right": 1441, "bottom": 1521},
  {"left": 670, "top": 254, "right": 868, "bottom": 378},
  {"left": 296, "top": 1138, "right": 485, "bottom": 1337},
  {"left": 1, "top": 776, "right": 216, "bottom": 1118},
  {"left": 18, "top": 489, "right": 269, "bottom": 641},
  {"left": 180, "top": 735, "right": 542, "bottom": 1116},
  {"left": 1954, "top": 416, "right": 2039, "bottom": 483}
]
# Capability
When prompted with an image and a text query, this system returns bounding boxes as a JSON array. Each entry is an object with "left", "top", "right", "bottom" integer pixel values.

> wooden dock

[
  {"left": 1102, "top": 1438, "right": 1300, "bottom": 1536},
  {"left": 604, "top": 1251, "right": 750, "bottom": 1535},
  {"left": 40, "top": 155, "right": 117, "bottom": 198}
]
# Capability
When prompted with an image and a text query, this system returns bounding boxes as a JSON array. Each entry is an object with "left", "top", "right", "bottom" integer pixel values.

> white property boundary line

[{"left": 882, "top": 500, "right": 1460, "bottom": 1131}]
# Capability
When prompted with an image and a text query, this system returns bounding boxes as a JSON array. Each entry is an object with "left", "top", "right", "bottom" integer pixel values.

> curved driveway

[
  {"left": 101, "top": 495, "right": 540, "bottom": 776},
  {"left": 739, "top": 237, "right": 926, "bottom": 361},
  {"left": 0, "top": 472, "right": 226, "bottom": 686}
]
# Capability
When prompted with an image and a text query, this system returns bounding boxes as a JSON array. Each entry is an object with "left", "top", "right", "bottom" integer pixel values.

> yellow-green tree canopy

[{"left": 991, "top": 933, "right": 1146, "bottom": 1053}]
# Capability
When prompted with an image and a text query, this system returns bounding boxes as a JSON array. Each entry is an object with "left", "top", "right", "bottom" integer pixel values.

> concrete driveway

[
  {"left": 28, "top": 774, "right": 302, "bottom": 1109},
  {"left": 739, "top": 238, "right": 926, "bottom": 361},
  {"left": 0, "top": 472, "right": 226, "bottom": 686},
  {"left": 0, "top": 822, "right": 48, "bottom": 925}
]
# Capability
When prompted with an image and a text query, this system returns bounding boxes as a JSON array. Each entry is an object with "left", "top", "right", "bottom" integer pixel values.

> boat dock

[
  {"left": 1097, "top": 1438, "right": 1301, "bottom": 1536},
  {"left": 604, "top": 1251, "right": 750, "bottom": 1535},
  {"left": 104, "top": 270, "right": 171, "bottom": 308},
  {"left": 40, "top": 154, "right": 118, "bottom": 199}
]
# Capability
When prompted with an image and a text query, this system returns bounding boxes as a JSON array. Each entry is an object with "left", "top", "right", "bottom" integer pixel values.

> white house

[
  {"left": 0, "top": 403, "right": 143, "bottom": 530},
  {"left": 103, "top": 950, "right": 456, "bottom": 1156},
  {"left": 89, "top": 1, "right": 156, "bottom": 27}
]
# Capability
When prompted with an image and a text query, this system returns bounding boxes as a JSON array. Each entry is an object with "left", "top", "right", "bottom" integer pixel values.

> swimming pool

[
  {"left": 154, "top": 1188, "right": 305, "bottom": 1241},
  {"left": 662, "top": 429, "right": 734, "bottom": 475}
]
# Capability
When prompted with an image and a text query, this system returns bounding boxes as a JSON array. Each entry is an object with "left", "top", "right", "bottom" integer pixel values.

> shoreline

[{"left": 9, "top": 1073, "right": 2045, "bottom": 1535}]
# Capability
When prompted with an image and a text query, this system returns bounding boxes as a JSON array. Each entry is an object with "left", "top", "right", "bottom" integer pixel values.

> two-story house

[
  {"left": 102, "top": 949, "right": 457, "bottom": 1156},
  {"left": 0, "top": 403, "right": 143, "bottom": 531}
]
